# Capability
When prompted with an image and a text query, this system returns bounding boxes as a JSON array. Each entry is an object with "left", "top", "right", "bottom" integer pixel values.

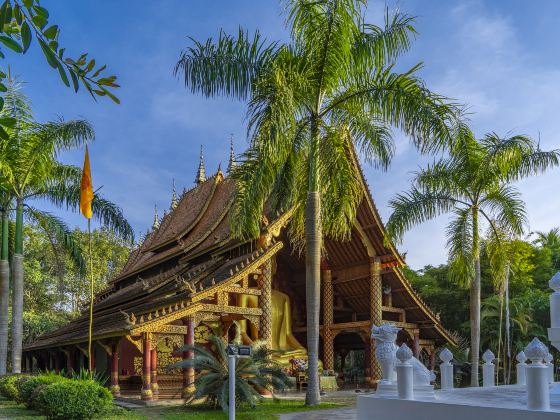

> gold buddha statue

[{"left": 237, "top": 289, "right": 308, "bottom": 365}]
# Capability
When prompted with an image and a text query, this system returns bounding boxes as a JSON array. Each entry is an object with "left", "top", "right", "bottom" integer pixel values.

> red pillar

[
  {"left": 183, "top": 317, "right": 195, "bottom": 397},
  {"left": 151, "top": 348, "right": 159, "bottom": 398},
  {"left": 110, "top": 343, "right": 120, "bottom": 396},
  {"left": 412, "top": 331, "right": 420, "bottom": 359},
  {"left": 141, "top": 333, "right": 153, "bottom": 401}
]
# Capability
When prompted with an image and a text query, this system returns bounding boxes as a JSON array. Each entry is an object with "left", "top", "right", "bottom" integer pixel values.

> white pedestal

[{"left": 376, "top": 382, "right": 397, "bottom": 397}]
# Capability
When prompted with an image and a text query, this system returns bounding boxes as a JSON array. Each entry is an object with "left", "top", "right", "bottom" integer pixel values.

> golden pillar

[
  {"left": 258, "top": 260, "right": 273, "bottom": 348},
  {"left": 322, "top": 268, "right": 334, "bottom": 371},
  {"left": 369, "top": 257, "right": 382, "bottom": 382}
]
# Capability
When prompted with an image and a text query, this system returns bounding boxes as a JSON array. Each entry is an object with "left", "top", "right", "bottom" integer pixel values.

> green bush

[
  {"left": 37, "top": 379, "right": 113, "bottom": 420},
  {"left": 0, "top": 374, "right": 22, "bottom": 400},
  {"left": 17, "top": 372, "right": 65, "bottom": 408}
]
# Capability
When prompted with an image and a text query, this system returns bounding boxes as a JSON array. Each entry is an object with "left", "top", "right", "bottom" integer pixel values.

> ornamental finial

[
  {"left": 227, "top": 134, "right": 236, "bottom": 173},
  {"left": 195, "top": 145, "right": 206, "bottom": 185},
  {"left": 396, "top": 343, "right": 413, "bottom": 363},
  {"left": 516, "top": 351, "right": 527, "bottom": 363},
  {"left": 524, "top": 337, "right": 548, "bottom": 363},
  {"left": 482, "top": 349, "right": 495, "bottom": 364},
  {"left": 152, "top": 205, "right": 160, "bottom": 230},
  {"left": 439, "top": 348, "right": 453, "bottom": 364},
  {"left": 171, "top": 179, "right": 179, "bottom": 210}
]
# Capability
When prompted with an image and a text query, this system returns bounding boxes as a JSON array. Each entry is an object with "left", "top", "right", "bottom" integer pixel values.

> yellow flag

[{"left": 80, "top": 145, "right": 93, "bottom": 219}]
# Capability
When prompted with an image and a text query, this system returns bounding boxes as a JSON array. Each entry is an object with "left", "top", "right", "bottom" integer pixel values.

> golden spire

[
  {"left": 152, "top": 205, "right": 160, "bottom": 230},
  {"left": 171, "top": 179, "right": 179, "bottom": 210},
  {"left": 195, "top": 145, "right": 206, "bottom": 185},
  {"left": 227, "top": 134, "right": 236, "bottom": 173}
]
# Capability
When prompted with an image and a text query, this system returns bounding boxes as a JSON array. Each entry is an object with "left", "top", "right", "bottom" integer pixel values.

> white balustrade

[
  {"left": 525, "top": 338, "right": 550, "bottom": 411},
  {"left": 396, "top": 344, "right": 414, "bottom": 400},
  {"left": 482, "top": 349, "right": 495, "bottom": 387},
  {"left": 516, "top": 351, "right": 527, "bottom": 386},
  {"left": 439, "top": 348, "right": 454, "bottom": 390}
]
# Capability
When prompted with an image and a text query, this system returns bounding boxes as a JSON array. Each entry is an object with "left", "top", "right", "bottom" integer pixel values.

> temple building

[{"left": 24, "top": 145, "right": 455, "bottom": 400}]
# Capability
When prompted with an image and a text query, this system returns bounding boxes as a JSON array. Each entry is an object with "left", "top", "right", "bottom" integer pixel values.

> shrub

[
  {"left": 17, "top": 372, "right": 66, "bottom": 408},
  {"left": 37, "top": 379, "right": 113, "bottom": 420},
  {"left": 0, "top": 374, "right": 21, "bottom": 400}
]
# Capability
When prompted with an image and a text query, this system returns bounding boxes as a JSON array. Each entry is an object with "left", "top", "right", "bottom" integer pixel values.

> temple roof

[{"left": 26, "top": 156, "right": 455, "bottom": 351}]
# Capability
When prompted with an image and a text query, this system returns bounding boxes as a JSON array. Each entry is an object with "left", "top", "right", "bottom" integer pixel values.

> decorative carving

[
  {"left": 258, "top": 260, "right": 272, "bottom": 347},
  {"left": 369, "top": 258, "right": 383, "bottom": 381},
  {"left": 525, "top": 337, "right": 548, "bottom": 363}
]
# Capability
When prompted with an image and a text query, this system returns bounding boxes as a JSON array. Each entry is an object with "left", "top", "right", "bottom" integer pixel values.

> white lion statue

[{"left": 371, "top": 323, "right": 435, "bottom": 387}]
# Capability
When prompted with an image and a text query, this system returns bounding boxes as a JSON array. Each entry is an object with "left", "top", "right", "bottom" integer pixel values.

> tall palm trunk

[
  {"left": 11, "top": 199, "right": 24, "bottom": 373},
  {"left": 470, "top": 208, "right": 481, "bottom": 386},
  {"left": 305, "top": 118, "right": 321, "bottom": 406},
  {"left": 0, "top": 211, "right": 9, "bottom": 374}
]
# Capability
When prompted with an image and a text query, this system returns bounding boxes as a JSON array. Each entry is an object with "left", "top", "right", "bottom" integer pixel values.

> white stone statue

[
  {"left": 371, "top": 323, "right": 435, "bottom": 397},
  {"left": 371, "top": 323, "right": 400, "bottom": 384}
]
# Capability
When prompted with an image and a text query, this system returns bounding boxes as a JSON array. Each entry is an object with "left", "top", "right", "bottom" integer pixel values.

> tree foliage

[{"left": 0, "top": 0, "right": 120, "bottom": 138}]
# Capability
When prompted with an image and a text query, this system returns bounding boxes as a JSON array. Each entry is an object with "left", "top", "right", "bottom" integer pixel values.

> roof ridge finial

[
  {"left": 195, "top": 145, "right": 206, "bottom": 185},
  {"left": 152, "top": 205, "right": 160, "bottom": 230},
  {"left": 171, "top": 178, "right": 179, "bottom": 210},
  {"left": 227, "top": 134, "right": 236, "bottom": 173}
]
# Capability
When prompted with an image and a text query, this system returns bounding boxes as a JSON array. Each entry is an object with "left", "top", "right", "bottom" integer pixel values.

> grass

[
  {"left": 0, "top": 395, "right": 346, "bottom": 420},
  {"left": 0, "top": 396, "right": 42, "bottom": 419}
]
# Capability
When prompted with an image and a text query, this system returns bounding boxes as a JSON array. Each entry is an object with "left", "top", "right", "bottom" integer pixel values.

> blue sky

[{"left": 9, "top": 0, "right": 560, "bottom": 269}]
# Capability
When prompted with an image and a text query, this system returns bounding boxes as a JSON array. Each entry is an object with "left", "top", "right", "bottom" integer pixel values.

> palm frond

[
  {"left": 446, "top": 207, "right": 474, "bottom": 287},
  {"left": 326, "top": 65, "right": 461, "bottom": 153},
  {"left": 386, "top": 186, "right": 463, "bottom": 243},
  {"left": 175, "top": 27, "right": 279, "bottom": 100},
  {"left": 480, "top": 184, "right": 527, "bottom": 236},
  {"left": 353, "top": 6, "right": 417, "bottom": 69}
]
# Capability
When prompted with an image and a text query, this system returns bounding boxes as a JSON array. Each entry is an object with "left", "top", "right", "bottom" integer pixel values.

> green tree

[
  {"left": 0, "top": 0, "right": 120, "bottom": 135},
  {"left": 0, "top": 79, "right": 132, "bottom": 373},
  {"left": 175, "top": 1, "right": 459, "bottom": 404},
  {"left": 387, "top": 125, "right": 560, "bottom": 386}
]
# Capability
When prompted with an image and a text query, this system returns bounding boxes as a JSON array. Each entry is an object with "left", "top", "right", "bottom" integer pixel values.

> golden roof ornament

[
  {"left": 152, "top": 205, "right": 160, "bottom": 230},
  {"left": 171, "top": 179, "right": 179, "bottom": 210},
  {"left": 195, "top": 145, "right": 206, "bottom": 185}
]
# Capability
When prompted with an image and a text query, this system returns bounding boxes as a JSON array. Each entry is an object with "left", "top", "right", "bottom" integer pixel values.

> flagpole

[{"left": 87, "top": 218, "right": 94, "bottom": 373}]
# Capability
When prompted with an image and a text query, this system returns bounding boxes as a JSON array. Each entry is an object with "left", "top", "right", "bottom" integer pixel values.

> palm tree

[
  {"left": 175, "top": 1, "right": 460, "bottom": 404},
  {"left": 386, "top": 125, "right": 560, "bottom": 386},
  {"left": 172, "top": 335, "right": 291, "bottom": 411},
  {"left": 0, "top": 191, "right": 10, "bottom": 374},
  {"left": 0, "top": 79, "right": 133, "bottom": 373},
  {"left": 532, "top": 228, "right": 560, "bottom": 249}
]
